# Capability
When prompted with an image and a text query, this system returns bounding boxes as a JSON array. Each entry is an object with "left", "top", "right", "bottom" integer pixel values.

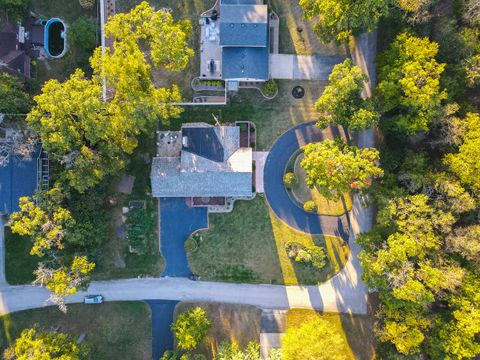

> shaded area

[
  {"left": 160, "top": 198, "right": 208, "bottom": 277},
  {"left": 263, "top": 121, "right": 350, "bottom": 239},
  {"left": 146, "top": 300, "right": 179, "bottom": 360},
  {"left": 4, "top": 229, "right": 37, "bottom": 285}
]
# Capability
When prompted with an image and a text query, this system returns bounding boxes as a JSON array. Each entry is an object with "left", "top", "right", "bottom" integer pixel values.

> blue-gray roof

[
  {"left": 220, "top": 4, "right": 268, "bottom": 47},
  {"left": 0, "top": 144, "right": 41, "bottom": 214},
  {"left": 222, "top": 46, "right": 269, "bottom": 80}
]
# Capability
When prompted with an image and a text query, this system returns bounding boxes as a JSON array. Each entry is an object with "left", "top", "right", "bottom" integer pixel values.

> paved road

[
  {"left": 270, "top": 54, "right": 346, "bottom": 80},
  {"left": 159, "top": 198, "right": 208, "bottom": 277},
  {"left": 146, "top": 300, "right": 178, "bottom": 360},
  {"left": 263, "top": 122, "right": 350, "bottom": 240}
]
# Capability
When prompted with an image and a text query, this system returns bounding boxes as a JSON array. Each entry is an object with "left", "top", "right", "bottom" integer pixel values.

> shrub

[
  {"left": 283, "top": 172, "right": 296, "bottom": 188},
  {"left": 68, "top": 16, "right": 97, "bottom": 52},
  {"left": 296, "top": 249, "right": 312, "bottom": 263},
  {"left": 262, "top": 79, "right": 278, "bottom": 97},
  {"left": 184, "top": 237, "right": 198, "bottom": 253},
  {"left": 308, "top": 247, "right": 327, "bottom": 269},
  {"left": 303, "top": 200, "right": 317, "bottom": 213},
  {"left": 79, "top": 0, "right": 95, "bottom": 9}
]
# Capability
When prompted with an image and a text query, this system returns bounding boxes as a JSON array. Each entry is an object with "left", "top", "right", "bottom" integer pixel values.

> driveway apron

[
  {"left": 263, "top": 122, "right": 350, "bottom": 240},
  {"left": 159, "top": 198, "right": 208, "bottom": 277},
  {"left": 146, "top": 300, "right": 179, "bottom": 360}
]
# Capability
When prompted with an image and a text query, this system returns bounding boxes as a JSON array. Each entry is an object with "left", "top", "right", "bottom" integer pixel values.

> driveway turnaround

[
  {"left": 159, "top": 198, "right": 208, "bottom": 277},
  {"left": 146, "top": 300, "right": 179, "bottom": 360},
  {"left": 263, "top": 122, "right": 350, "bottom": 240}
]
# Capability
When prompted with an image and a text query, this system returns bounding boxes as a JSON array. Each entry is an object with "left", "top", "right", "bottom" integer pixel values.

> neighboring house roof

[
  {"left": 0, "top": 144, "right": 41, "bottom": 215},
  {"left": 151, "top": 124, "right": 253, "bottom": 198},
  {"left": 222, "top": 46, "right": 269, "bottom": 80}
]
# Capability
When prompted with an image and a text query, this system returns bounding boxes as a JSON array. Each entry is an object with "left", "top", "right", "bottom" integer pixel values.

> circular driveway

[{"left": 263, "top": 122, "right": 350, "bottom": 239}]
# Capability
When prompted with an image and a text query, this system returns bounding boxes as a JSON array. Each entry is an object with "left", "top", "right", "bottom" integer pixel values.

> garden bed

[{"left": 285, "top": 151, "right": 352, "bottom": 216}]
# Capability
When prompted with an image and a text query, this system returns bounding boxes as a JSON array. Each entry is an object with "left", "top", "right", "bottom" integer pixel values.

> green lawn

[
  {"left": 286, "top": 309, "right": 376, "bottom": 360},
  {"left": 289, "top": 152, "right": 353, "bottom": 216},
  {"left": 173, "top": 302, "right": 261, "bottom": 359},
  {"left": 4, "top": 229, "right": 38, "bottom": 285},
  {"left": 188, "top": 196, "right": 349, "bottom": 285},
  {"left": 0, "top": 302, "right": 151, "bottom": 359}
]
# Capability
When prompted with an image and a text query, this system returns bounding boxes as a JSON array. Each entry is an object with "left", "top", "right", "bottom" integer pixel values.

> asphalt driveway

[
  {"left": 263, "top": 122, "right": 350, "bottom": 240},
  {"left": 159, "top": 198, "right": 208, "bottom": 277},
  {"left": 146, "top": 300, "right": 179, "bottom": 360}
]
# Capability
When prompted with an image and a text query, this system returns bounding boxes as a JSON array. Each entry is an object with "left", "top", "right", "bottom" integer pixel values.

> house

[
  {"left": 0, "top": 130, "right": 49, "bottom": 215},
  {"left": 200, "top": 0, "right": 270, "bottom": 84},
  {"left": 151, "top": 123, "right": 253, "bottom": 203},
  {"left": 0, "top": 15, "right": 44, "bottom": 78}
]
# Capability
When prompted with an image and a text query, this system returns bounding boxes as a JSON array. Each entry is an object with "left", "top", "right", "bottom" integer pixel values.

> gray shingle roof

[
  {"left": 221, "top": 0, "right": 264, "bottom": 4},
  {"left": 219, "top": 4, "right": 268, "bottom": 47},
  {"left": 222, "top": 46, "right": 269, "bottom": 80}
]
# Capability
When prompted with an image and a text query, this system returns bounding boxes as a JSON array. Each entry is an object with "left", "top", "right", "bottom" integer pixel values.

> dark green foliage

[
  {"left": 0, "top": 73, "right": 32, "bottom": 117},
  {"left": 0, "top": 0, "right": 30, "bottom": 21},
  {"left": 127, "top": 206, "right": 153, "bottom": 254},
  {"left": 68, "top": 16, "right": 97, "bottom": 53}
]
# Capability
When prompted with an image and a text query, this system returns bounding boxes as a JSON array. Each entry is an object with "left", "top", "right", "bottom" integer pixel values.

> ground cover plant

[{"left": 188, "top": 197, "right": 349, "bottom": 285}]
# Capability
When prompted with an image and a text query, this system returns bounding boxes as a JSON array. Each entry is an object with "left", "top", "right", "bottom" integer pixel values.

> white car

[{"left": 83, "top": 295, "right": 104, "bottom": 304}]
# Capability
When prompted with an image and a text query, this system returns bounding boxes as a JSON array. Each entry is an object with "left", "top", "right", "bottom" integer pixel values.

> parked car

[{"left": 84, "top": 295, "right": 104, "bottom": 304}]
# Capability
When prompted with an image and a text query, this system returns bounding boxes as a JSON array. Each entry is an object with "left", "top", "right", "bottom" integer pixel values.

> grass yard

[
  {"left": 173, "top": 302, "right": 261, "bottom": 359},
  {"left": 94, "top": 134, "right": 164, "bottom": 280},
  {"left": 188, "top": 196, "right": 349, "bottom": 285},
  {"left": 286, "top": 309, "right": 376, "bottom": 360},
  {"left": 269, "top": 0, "right": 348, "bottom": 56},
  {"left": 0, "top": 302, "right": 151, "bottom": 359},
  {"left": 289, "top": 153, "right": 353, "bottom": 216},
  {"left": 4, "top": 229, "right": 38, "bottom": 285}
]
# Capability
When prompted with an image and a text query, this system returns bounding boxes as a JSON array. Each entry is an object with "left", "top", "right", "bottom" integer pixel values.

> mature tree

[
  {"left": 0, "top": 73, "right": 32, "bottom": 116},
  {"left": 299, "top": 0, "right": 388, "bottom": 43},
  {"left": 4, "top": 327, "right": 89, "bottom": 360},
  {"left": 358, "top": 195, "right": 469, "bottom": 355},
  {"left": 9, "top": 187, "right": 74, "bottom": 257},
  {"left": 0, "top": 0, "right": 30, "bottom": 21},
  {"left": 28, "top": 2, "right": 193, "bottom": 192},
  {"left": 281, "top": 317, "right": 347, "bottom": 360},
  {"left": 443, "top": 113, "right": 480, "bottom": 192},
  {"left": 172, "top": 307, "right": 211, "bottom": 351},
  {"left": 461, "top": 0, "right": 480, "bottom": 26},
  {"left": 35, "top": 256, "right": 95, "bottom": 312},
  {"left": 315, "top": 59, "right": 378, "bottom": 132},
  {"left": 446, "top": 225, "right": 480, "bottom": 267},
  {"left": 301, "top": 139, "right": 383, "bottom": 200},
  {"left": 378, "top": 33, "right": 447, "bottom": 134}
]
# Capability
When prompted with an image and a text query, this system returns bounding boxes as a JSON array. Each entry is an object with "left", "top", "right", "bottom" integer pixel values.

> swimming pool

[{"left": 44, "top": 18, "right": 67, "bottom": 58}]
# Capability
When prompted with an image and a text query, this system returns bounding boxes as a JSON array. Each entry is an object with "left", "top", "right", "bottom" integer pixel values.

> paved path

[
  {"left": 0, "top": 216, "right": 6, "bottom": 287},
  {"left": 159, "top": 198, "right": 208, "bottom": 277},
  {"left": 146, "top": 300, "right": 178, "bottom": 359},
  {"left": 263, "top": 122, "right": 350, "bottom": 240},
  {"left": 270, "top": 54, "right": 346, "bottom": 80},
  {"left": 253, "top": 151, "right": 269, "bottom": 193}
]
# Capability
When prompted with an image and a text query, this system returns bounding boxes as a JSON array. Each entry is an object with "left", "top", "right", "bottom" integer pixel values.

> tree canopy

[
  {"left": 378, "top": 33, "right": 447, "bottom": 134},
  {"left": 281, "top": 317, "right": 348, "bottom": 360},
  {"left": 299, "top": 0, "right": 389, "bottom": 43},
  {"left": 4, "top": 327, "right": 89, "bottom": 360},
  {"left": 0, "top": 73, "right": 32, "bottom": 117},
  {"left": 315, "top": 59, "right": 378, "bottom": 132},
  {"left": 301, "top": 139, "right": 383, "bottom": 200},
  {"left": 171, "top": 307, "right": 211, "bottom": 351}
]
